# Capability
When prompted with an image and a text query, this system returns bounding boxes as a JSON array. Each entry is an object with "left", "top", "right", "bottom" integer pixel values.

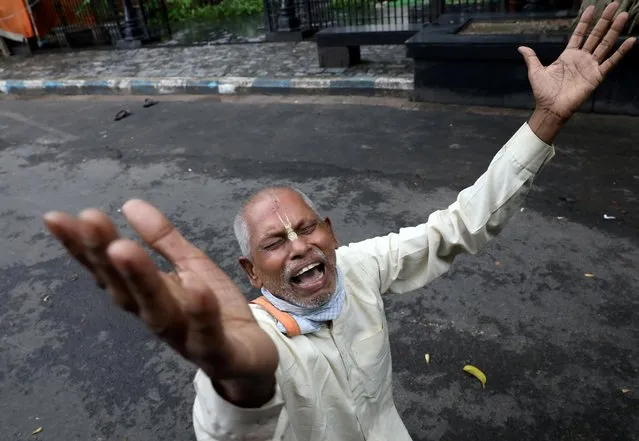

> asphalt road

[{"left": 1, "top": 96, "right": 637, "bottom": 441}]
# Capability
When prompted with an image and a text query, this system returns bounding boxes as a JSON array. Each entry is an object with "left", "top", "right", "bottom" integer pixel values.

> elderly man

[{"left": 44, "top": 5, "right": 635, "bottom": 441}]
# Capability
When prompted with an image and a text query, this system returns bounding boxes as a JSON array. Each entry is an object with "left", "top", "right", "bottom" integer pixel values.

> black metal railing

[
  {"left": 262, "top": 0, "right": 579, "bottom": 33},
  {"left": 264, "top": 0, "right": 509, "bottom": 32},
  {"left": 45, "top": 0, "right": 171, "bottom": 47}
]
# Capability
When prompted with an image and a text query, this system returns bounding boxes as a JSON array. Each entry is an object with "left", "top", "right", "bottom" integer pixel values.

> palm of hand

[
  {"left": 161, "top": 261, "right": 262, "bottom": 374},
  {"left": 168, "top": 256, "right": 277, "bottom": 379},
  {"left": 518, "top": 3, "right": 636, "bottom": 119},
  {"left": 529, "top": 49, "right": 603, "bottom": 117}
]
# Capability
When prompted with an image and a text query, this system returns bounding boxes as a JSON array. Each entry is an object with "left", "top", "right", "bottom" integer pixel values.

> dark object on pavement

[
  {"left": 559, "top": 196, "right": 578, "bottom": 203},
  {"left": 115, "top": 110, "right": 132, "bottom": 121},
  {"left": 143, "top": 98, "right": 158, "bottom": 108}
]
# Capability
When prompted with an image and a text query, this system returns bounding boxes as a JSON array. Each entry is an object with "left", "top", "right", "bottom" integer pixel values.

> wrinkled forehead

[{"left": 244, "top": 190, "right": 317, "bottom": 239}]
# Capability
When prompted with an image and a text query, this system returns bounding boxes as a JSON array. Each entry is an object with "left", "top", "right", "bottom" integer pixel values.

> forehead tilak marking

[{"left": 267, "top": 191, "right": 298, "bottom": 241}]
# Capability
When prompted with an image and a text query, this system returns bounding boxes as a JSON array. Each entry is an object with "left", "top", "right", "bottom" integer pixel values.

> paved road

[{"left": 1, "top": 96, "right": 637, "bottom": 441}]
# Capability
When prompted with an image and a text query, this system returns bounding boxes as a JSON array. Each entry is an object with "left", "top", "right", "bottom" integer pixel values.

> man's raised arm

[{"left": 343, "top": 3, "right": 636, "bottom": 295}]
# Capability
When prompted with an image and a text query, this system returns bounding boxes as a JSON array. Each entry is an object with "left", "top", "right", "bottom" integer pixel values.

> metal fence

[
  {"left": 26, "top": 0, "right": 576, "bottom": 48},
  {"left": 264, "top": 0, "right": 511, "bottom": 32},
  {"left": 42, "top": 0, "right": 171, "bottom": 47}
]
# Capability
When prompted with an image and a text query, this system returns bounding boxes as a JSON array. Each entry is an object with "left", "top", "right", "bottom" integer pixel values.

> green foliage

[{"left": 167, "top": 0, "right": 264, "bottom": 22}]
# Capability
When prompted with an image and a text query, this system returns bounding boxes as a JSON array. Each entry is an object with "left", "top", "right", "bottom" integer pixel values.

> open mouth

[{"left": 290, "top": 262, "right": 326, "bottom": 289}]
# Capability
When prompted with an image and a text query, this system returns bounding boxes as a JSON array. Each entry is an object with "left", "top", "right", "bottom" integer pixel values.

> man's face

[{"left": 239, "top": 190, "right": 338, "bottom": 309}]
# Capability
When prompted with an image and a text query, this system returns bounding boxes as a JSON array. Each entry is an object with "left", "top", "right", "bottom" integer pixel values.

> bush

[{"left": 167, "top": 0, "right": 264, "bottom": 22}]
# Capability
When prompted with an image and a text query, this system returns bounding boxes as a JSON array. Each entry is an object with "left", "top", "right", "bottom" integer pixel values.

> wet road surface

[{"left": 0, "top": 96, "right": 637, "bottom": 441}]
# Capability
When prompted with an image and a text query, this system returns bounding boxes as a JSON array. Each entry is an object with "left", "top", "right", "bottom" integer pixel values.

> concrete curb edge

[{"left": 0, "top": 77, "right": 414, "bottom": 97}]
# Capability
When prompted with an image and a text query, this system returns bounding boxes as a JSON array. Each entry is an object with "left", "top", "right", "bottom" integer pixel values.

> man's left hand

[{"left": 519, "top": 2, "right": 636, "bottom": 122}]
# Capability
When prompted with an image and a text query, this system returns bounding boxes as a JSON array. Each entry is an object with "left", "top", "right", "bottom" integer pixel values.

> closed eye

[
  {"left": 263, "top": 239, "right": 285, "bottom": 251},
  {"left": 299, "top": 222, "right": 317, "bottom": 234}
]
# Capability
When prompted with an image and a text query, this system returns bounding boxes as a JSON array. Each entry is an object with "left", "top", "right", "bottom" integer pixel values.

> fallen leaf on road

[
  {"left": 584, "top": 273, "right": 595, "bottom": 278},
  {"left": 32, "top": 427, "right": 43, "bottom": 435},
  {"left": 495, "top": 261, "right": 501, "bottom": 267},
  {"left": 425, "top": 353, "right": 430, "bottom": 364},
  {"left": 463, "top": 365, "right": 486, "bottom": 388}
]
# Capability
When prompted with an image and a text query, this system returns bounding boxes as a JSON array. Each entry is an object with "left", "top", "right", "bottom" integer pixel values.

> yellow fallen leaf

[
  {"left": 495, "top": 261, "right": 501, "bottom": 268},
  {"left": 584, "top": 273, "right": 595, "bottom": 278},
  {"left": 425, "top": 353, "right": 430, "bottom": 364},
  {"left": 32, "top": 427, "right": 43, "bottom": 435},
  {"left": 463, "top": 365, "right": 487, "bottom": 388}
]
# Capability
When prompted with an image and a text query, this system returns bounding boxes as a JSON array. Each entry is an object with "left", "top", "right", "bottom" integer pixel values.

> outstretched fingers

[
  {"left": 44, "top": 209, "right": 138, "bottom": 312},
  {"left": 77, "top": 209, "right": 138, "bottom": 312},
  {"left": 44, "top": 211, "right": 98, "bottom": 281},
  {"left": 599, "top": 36, "right": 637, "bottom": 76},
  {"left": 107, "top": 239, "right": 187, "bottom": 344},
  {"left": 593, "top": 10, "right": 629, "bottom": 62},
  {"left": 121, "top": 199, "right": 234, "bottom": 291},
  {"left": 582, "top": 2, "right": 619, "bottom": 53},
  {"left": 121, "top": 199, "right": 207, "bottom": 269},
  {"left": 567, "top": 5, "right": 596, "bottom": 49}
]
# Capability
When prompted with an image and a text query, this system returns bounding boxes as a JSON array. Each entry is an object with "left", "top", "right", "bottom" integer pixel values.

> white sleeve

[
  {"left": 192, "top": 369, "right": 284, "bottom": 441},
  {"left": 345, "top": 122, "right": 555, "bottom": 294}
]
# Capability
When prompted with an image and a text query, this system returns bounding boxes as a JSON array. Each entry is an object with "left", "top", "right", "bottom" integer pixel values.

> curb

[{"left": 0, "top": 77, "right": 414, "bottom": 97}]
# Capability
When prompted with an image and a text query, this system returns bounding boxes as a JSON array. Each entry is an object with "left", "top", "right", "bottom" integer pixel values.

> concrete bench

[{"left": 316, "top": 24, "right": 423, "bottom": 68}]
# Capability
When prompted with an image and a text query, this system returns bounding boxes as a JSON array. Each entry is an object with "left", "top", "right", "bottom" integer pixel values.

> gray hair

[{"left": 233, "top": 187, "right": 319, "bottom": 258}]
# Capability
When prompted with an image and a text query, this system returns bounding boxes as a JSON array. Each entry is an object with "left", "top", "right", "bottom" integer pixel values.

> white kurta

[{"left": 192, "top": 122, "right": 555, "bottom": 441}]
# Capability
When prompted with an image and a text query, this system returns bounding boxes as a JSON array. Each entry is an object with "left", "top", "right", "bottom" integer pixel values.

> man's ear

[
  {"left": 323, "top": 217, "right": 339, "bottom": 248},
  {"left": 239, "top": 256, "right": 263, "bottom": 289}
]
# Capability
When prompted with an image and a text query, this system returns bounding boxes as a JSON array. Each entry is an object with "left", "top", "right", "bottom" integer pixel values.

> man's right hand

[{"left": 44, "top": 199, "right": 278, "bottom": 407}]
